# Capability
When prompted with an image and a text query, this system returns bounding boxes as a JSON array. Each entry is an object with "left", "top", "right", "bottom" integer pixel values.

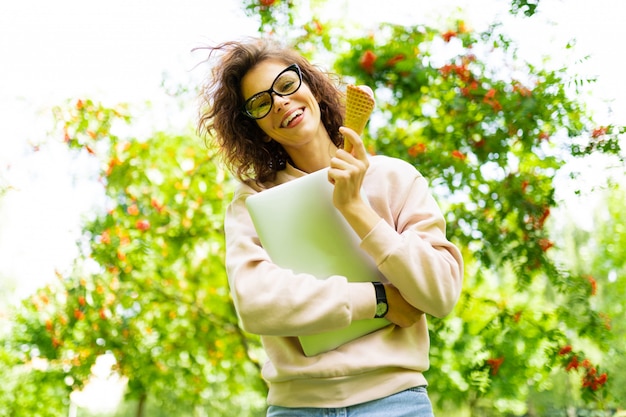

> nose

[{"left": 272, "top": 93, "right": 290, "bottom": 113}]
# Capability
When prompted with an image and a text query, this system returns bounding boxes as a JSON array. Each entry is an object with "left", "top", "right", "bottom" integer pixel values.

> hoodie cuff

[{"left": 349, "top": 281, "right": 377, "bottom": 321}]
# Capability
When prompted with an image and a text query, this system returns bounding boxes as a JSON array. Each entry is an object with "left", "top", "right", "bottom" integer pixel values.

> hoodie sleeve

[
  {"left": 224, "top": 184, "right": 376, "bottom": 336},
  {"left": 360, "top": 158, "right": 464, "bottom": 318}
]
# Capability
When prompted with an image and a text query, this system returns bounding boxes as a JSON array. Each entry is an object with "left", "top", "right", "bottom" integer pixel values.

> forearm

[
  {"left": 229, "top": 261, "right": 375, "bottom": 336},
  {"left": 337, "top": 198, "right": 381, "bottom": 240}
]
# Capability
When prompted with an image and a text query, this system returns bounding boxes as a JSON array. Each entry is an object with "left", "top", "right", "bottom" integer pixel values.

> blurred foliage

[
  {"left": 509, "top": 0, "right": 541, "bottom": 17},
  {"left": 1, "top": 0, "right": 624, "bottom": 416},
  {"left": 1, "top": 100, "right": 266, "bottom": 417},
  {"left": 556, "top": 185, "right": 626, "bottom": 405}
]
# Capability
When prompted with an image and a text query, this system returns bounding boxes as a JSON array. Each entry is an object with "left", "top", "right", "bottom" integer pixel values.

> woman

[{"left": 198, "top": 38, "right": 463, "bottom": 416}]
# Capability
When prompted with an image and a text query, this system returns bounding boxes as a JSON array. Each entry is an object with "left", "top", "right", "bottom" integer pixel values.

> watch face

[{"left": 376, "top": 302, "right": 388, "bottom": 317}]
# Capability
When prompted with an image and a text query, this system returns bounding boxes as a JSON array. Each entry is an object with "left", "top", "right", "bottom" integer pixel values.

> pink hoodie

[{"left": 224, "top": 154, "right": 464, "bottom": 407}]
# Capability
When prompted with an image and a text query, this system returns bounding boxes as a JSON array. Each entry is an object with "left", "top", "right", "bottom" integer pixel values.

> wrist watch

[{"left": 372, "top": 282, "right": 388, "bottom": 318}]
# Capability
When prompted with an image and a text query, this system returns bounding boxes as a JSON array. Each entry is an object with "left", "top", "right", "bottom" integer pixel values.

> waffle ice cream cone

[{"left": 344, "top": 84, "right": 375, "bottom": 152}]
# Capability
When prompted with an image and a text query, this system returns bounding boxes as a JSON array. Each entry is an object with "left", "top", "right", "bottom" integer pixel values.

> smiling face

[{"left": 241, "top": 60, "right": 331, "bottom": 159}]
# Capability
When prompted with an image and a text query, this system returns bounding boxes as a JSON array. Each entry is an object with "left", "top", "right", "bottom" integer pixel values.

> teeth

[{"left": 282, "top": 109, "right": 303, "bottom": 127}]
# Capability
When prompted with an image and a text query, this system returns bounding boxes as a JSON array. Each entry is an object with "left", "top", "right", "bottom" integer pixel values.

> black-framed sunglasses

[{"left": 242, "top": 63, "right": 303, "bottom": 119}]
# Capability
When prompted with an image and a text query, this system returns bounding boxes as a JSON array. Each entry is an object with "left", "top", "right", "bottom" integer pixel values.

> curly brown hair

[{"left": 197, "top": 38, "right": 345, "bottom": 184}]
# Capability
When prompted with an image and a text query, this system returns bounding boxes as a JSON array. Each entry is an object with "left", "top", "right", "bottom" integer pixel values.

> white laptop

[{"left": 245, "top": 168, "right": 389, "bottom": 356}]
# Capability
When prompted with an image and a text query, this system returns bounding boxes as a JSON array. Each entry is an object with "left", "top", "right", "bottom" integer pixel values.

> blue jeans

[{"left": 266, "top": 386, "right": 434, "bottom": 417}]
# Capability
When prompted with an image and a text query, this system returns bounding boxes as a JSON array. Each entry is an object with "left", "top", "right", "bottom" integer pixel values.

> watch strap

[{"left": 372, "top": 282, "right": 388, "bottom": 318}]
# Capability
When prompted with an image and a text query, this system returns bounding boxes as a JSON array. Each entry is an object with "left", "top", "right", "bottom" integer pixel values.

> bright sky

[{"left": 0, "top": 0, "right": 625, "bottom": 302}]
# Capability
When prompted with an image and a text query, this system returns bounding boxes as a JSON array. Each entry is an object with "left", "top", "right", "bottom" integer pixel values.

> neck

[{"left": 285, "top": 134, "right": 337, "bottom": 174}]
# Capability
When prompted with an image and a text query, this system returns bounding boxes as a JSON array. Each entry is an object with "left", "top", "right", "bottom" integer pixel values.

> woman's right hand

[{"left": 384, "top": 283, "right": 424, "bottom": 328}]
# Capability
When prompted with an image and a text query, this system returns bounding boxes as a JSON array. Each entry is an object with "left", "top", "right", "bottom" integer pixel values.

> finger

[
  {"left": 344, "top": 137, "right": 353, "bottom": 153},
  {"left": 327, "top": 166, "right": 351, "bottom": 188},
  {"left": 331, "top": 153, "right": 367, "bottom": 181},
  {"left": 339, "top": 127, "right": 364, "bottom": 156},
  {"left": 340, "top": 126, "right": 354, "bottom": 153},
  {"left": 329, "top": 156, "right": 358, "bottom": 178},
  {"left": 328, "top": 158, "right": 351, "bottom": 176}
]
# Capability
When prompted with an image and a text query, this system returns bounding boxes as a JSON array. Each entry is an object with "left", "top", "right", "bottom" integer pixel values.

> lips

[{"left": 280, "top": 108, "right": 304, "bottom": 128}]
